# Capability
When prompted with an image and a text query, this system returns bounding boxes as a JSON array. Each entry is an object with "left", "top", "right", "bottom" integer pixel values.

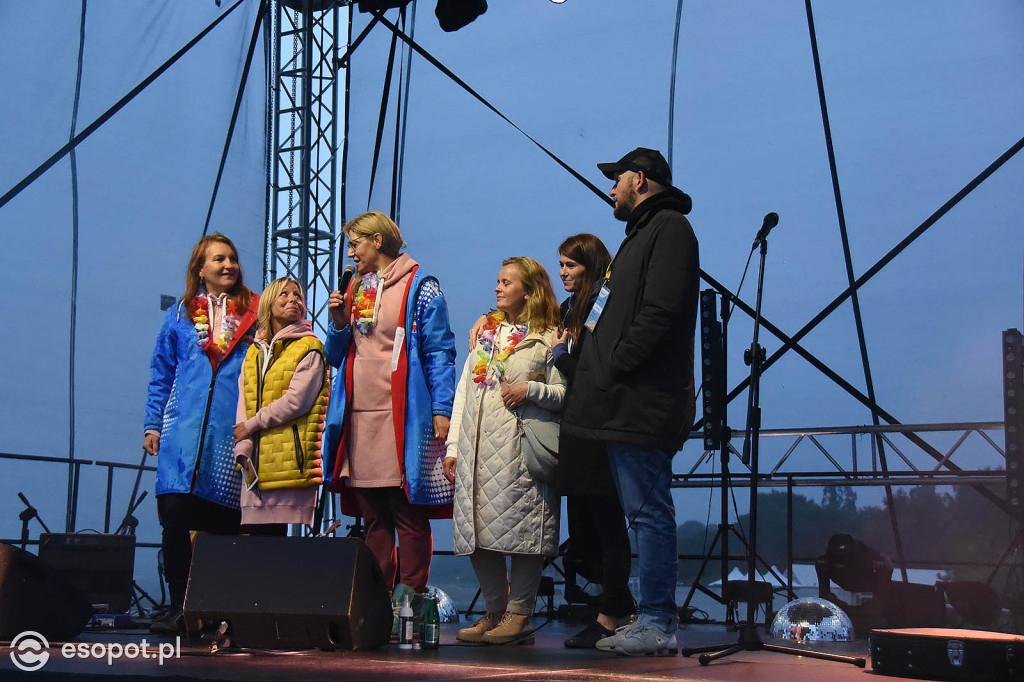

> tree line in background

[{"left": 677, "top": 481, "right": 1017, "bottom": 592}]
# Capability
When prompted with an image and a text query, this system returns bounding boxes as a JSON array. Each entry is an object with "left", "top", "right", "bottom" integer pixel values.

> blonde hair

[
  {"left": 257, "top": 277, "right": 305, "bottom": 337},
  {"left": 344, "top": 211, "right": 404, "bottom": 258},
  {"left": 502, "top": 256, "right": 560, "bottom": 333}
]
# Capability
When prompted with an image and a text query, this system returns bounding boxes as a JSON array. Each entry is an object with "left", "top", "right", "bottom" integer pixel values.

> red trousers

[{"left": 350, "top": 486, "right": 432, "bottom": 593}]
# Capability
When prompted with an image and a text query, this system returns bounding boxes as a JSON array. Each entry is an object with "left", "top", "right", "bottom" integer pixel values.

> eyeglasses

[{"left": 345, "top": 236, "right": 365, "bottom": 251}]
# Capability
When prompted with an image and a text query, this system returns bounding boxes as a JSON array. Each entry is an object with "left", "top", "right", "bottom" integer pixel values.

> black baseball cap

[{"left": 597, "top": 147, "right": 672, "bottom": 186}]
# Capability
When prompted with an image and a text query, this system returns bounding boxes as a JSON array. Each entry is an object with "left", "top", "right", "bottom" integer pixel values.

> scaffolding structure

[{"left": 267, "top": 0, "right": 343, "bottom": 334}]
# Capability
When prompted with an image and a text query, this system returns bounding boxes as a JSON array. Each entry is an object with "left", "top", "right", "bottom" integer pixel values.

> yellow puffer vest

[{"left": 242, "top": 335, "right": 329, "bottom": 490}]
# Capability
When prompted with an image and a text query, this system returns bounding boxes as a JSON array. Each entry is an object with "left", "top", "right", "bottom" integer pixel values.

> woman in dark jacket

[{"left": 553, "top": 234, "right": 636, "bottom": 648}]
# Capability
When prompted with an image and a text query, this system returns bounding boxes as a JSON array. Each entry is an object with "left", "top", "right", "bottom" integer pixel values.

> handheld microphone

[
  {"left": 338, "top": 264, "right": 357, "bottom": 294},
  {"left": 751, "top": 212, "right": 779, "bottom": 250}
]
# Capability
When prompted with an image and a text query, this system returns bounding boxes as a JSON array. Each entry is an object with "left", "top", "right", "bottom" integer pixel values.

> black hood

[{"left": 624, "top": 186, "right": 692, "bottom": 234}]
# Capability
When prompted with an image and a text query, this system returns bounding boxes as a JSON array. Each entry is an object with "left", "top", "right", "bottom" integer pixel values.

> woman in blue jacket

[
  {"left": 323, "top": 211, "right": 456, "bottom": 628},
  {"left": 143, "top": 233, "right": 259, "bottom": 635}
]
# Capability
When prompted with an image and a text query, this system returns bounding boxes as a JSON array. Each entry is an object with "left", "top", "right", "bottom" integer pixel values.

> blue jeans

[{"left": 606, "top": 441, "right": 678, "bottom": 634}]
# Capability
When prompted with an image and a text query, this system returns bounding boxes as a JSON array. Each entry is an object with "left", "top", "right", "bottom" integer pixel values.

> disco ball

[
  {"left": 425, "top": 586, "right": 459, "bottom": 623},
  {"left": 770, "top": 597, "right": 854, "bottom": 642}
]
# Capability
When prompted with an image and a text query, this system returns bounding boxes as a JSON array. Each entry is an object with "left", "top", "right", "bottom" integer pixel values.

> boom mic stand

[
  {"left": 17, "top": 492, "right": 50, "bottom": 550},
  {"left": 680, "top": 290, "right": 793, "bottom": 628},
  {"left": 115, "top": 449, "right": 162, "bottom": 613},
  {"left": 683, "top": 215, "right": 865, "bottom": 668}
]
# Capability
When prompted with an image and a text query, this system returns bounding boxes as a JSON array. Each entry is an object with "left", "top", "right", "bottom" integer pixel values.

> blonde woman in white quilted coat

[{"left": 443, "top": 257, "right": 565, "bottom": 645}]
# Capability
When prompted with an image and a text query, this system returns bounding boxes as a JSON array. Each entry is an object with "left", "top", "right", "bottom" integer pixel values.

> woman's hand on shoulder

[
  {"left": 443, "top": 456, "right": 457, "bottom": 482},
  {"left": 468, "top": 314, "right": 487, "bottom": 349},
  {"left": 143, "top": 433, "right": 160, "bottom": 456},
  {"left": 328, "top": 289, "right": 349, "bottom": 328}
]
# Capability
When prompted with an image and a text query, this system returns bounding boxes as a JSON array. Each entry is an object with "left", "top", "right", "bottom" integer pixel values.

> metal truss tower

[{"left": 268, "top": 0, "right": 343, "bottom": 334}]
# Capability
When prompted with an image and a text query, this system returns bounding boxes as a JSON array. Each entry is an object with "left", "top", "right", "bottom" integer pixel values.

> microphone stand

[
  {"left": 114, "top": 450, "right": 162, "bottom": 613},
  {"left": 18, "top": 492, "right": 50, "bottom": 550},
  {"left": 685, "top": 226, "right": 865, "bottom": 668}
]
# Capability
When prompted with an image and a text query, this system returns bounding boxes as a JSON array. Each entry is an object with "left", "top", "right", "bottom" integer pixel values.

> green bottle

[{"left": 420, "top": 594, "right": 440, "bottom": 649}]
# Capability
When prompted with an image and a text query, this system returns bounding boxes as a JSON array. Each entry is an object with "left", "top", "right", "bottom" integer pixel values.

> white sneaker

[
  {"left": 616, "top": 623, "right": 677, "bottom": 656},
  {"left": 595, "top": 621, "right": 640, "bottom": 652}
]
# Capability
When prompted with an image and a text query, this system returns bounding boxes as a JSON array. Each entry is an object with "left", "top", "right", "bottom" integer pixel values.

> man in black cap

[{"left": 560, "top": 147, "right": 699, "bottom": 656}]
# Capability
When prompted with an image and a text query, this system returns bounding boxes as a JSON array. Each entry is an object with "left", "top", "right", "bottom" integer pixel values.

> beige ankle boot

[
  {"left": 482, "top": 612, "right": 535, "bottom": 645},
  {"left": 456, "top": 611, "right": 503, "bottom": 643}
]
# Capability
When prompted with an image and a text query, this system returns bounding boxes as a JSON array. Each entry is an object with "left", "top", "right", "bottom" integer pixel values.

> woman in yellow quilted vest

[{"left": 232, "top": 277, "right": 329, "bottom": 535}]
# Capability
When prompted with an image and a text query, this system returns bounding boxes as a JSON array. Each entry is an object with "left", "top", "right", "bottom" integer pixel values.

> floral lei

[
  {"left": 353, "top": 270, "right": 382, "bottom": 335},
  {"left": 191, "top": 291, "right": 242, "bottom": 361},
  {"left": 472, "top": 311, "right": 527, "bottom": 388}
]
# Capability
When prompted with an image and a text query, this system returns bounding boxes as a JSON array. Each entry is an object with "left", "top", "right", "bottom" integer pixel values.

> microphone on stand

[{"left": 751, "top": 212, "right": 779, "bottom": 250}]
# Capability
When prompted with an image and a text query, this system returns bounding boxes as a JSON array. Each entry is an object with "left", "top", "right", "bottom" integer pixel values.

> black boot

[{"left": 149, "top": 604, "right": 185, "bottom": 636}]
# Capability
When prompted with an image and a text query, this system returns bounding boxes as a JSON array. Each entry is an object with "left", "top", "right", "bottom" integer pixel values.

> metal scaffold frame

[{"left": 268, "top": 0, "right": 342, "bottom": 335}]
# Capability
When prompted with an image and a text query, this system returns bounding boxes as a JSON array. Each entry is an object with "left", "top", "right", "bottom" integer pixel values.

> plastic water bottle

[
  {"left": 398, "top": 594, "right": 414, "bottom": 649},
  {"left": 420, "top": 595, "right": 440, "bottom": 649}
]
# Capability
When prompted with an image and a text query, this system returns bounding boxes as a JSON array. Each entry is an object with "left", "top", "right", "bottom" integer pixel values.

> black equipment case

[{"left": 870, "top": 628, "right": 1024, "bottom": 681}]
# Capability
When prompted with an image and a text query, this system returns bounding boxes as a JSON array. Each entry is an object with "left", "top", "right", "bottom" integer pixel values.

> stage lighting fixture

[
  {"left": 815, "top": 533, "right": 892, "bottom": 596},
  {"left": 939, "top": 581, "right": 1000, "bottom": 627},
  {"left": 357, "top": 0, "right": 412, "bottom": 11},
  {"left": 435, "top": 0, "right": 487, "bottom": 32}
]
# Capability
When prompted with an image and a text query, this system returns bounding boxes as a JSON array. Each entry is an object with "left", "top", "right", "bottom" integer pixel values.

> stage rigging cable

[
  {"left": 804, "top": 0, "right": 907, "bottom": 580},
  {"left": 66, "top": 0, "right": 88, "bottom": 533},
  {"left": 0, "top": 0, "right": 250, "bottom": 212}
]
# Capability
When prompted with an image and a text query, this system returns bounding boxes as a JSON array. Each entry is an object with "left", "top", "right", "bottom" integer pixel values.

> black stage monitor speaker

[
  {"left": 38, "top": 533, "right": 136, "bottom": 614},
  {"left": 183, "top": 535, "right": 392, "bottom": 650},
  {"left": 0, "top": 543, "right": 93, "bottom": 640}
]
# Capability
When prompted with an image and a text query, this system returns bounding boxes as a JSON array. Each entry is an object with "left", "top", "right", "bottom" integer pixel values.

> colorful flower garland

[
  {"left": 353, "top": 271, "right": 382, "bottom": 335},
  {"left": 191, "top": 291, "right": 242, "bottom": 362},
  {"left": 472, "top": 311, "right": 527, "bottom": 387}
]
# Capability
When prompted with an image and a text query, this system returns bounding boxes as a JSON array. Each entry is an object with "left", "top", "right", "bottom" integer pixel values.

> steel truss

[
  {"left": 268, "top": 0, "right": 342, "bottom": 335},
  {"left": 679, "top": 421, "right": 1007, "bottom": 487}
]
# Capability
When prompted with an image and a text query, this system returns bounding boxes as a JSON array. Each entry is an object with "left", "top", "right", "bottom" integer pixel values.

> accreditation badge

[{"left": 584, "top": 284, "right": 611, "bottom": 332}]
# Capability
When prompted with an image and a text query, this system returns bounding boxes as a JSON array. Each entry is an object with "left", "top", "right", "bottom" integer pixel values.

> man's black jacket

[{"left": 560, "top": 186, "right": 699, "bottom": 452}]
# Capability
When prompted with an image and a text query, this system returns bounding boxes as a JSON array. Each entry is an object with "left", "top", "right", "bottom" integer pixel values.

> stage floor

[{"left": 1, "top": 619, "right": 901, "bottom": 681}]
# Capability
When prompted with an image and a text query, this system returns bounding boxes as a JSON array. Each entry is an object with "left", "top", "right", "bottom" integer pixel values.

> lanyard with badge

[{"left": 584, "top": 264, "right": 613, "bottom": 332}]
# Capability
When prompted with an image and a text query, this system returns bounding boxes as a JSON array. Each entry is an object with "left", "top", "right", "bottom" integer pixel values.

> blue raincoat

[
  {"left": 144, "top": 297, "right": 258, "bottom": 508},
  {"left": 323, "top": 269, "right": 456, "bottom": 515}
]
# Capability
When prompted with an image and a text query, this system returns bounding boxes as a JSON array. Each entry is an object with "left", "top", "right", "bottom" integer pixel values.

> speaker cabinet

[
  {"left": 38, "top": 533, "right": 135, "bottom": 614},
  {"left": 0, "top": 543, "right": 93, "bottom": 640},
  {"left": 183, "top": 535, "right": 392, "bottom": 650}
]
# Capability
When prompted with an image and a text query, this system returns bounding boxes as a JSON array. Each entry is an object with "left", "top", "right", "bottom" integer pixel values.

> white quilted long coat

[{"left": 449, "top": 325, "right": 565, "bottom": 557}]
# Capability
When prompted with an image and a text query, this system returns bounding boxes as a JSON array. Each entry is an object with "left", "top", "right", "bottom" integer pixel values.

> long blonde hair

[
  {"left": 257, "top": 277, "right": 305, "bottom": 338},
  {"left": 503, "top": 256, "right": 560, "bottom": 332}
]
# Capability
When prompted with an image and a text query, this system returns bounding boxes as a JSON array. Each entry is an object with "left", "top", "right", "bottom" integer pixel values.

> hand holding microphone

[{"left": 329, "top": 264, "right": 357, "bottom": 329}]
